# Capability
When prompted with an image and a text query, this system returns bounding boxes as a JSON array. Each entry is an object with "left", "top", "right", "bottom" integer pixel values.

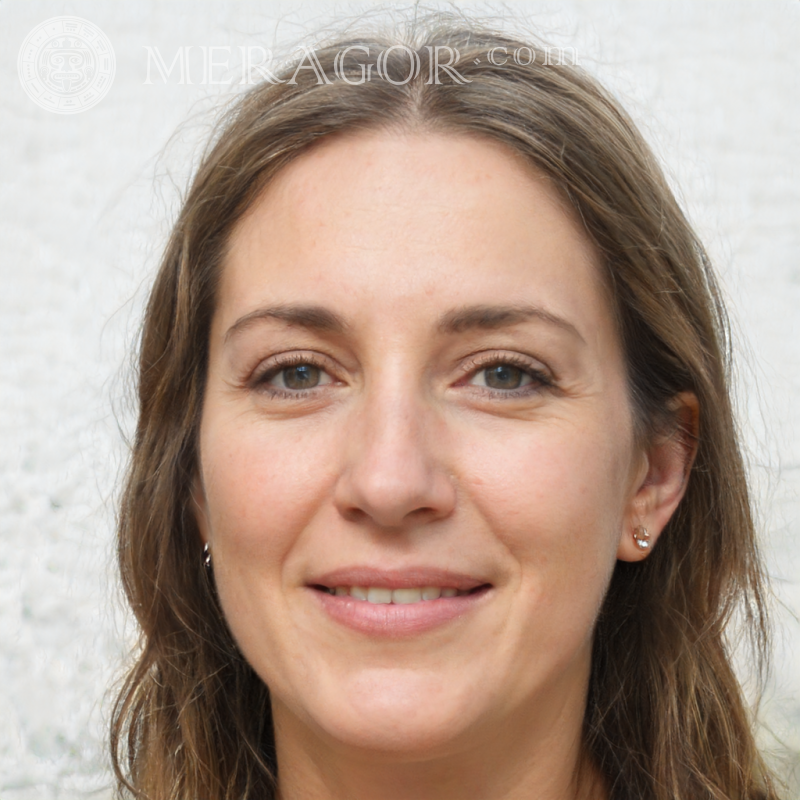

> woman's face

[{"left": 195, "top": 131, "right": 649, "bottom": 760}]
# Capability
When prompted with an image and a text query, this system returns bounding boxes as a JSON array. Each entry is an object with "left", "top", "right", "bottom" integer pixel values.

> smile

[
  {"left": 309, "top": 576, "right": 492, "bottom": 637},
  {"left": 318, "top": 586, "right": 478, "bottom": 603}
]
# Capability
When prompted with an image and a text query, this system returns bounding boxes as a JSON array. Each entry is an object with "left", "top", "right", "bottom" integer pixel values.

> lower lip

[{"left": 310, "top": 587, "right": 491, "bottom": 637}]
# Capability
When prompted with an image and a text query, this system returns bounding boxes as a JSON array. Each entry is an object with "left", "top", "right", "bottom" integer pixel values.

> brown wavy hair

[{"left": 111, "top": 11, "right": 782, "bottom": 800}]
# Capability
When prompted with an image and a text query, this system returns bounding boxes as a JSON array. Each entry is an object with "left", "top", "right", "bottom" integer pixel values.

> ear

[
  {"left": 617, "top": 391, "right": 700, "bottom": 562},
  {"left": 191, "top": 471, "right": 211, "bottom": 546}
]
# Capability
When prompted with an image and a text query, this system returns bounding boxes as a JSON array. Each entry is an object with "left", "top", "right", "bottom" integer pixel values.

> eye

[
  {"left": 253, "top": 354, "right": 335, "bottom": 397},
  {"left": 274, "top": 363, "right": 328, "bottom": 391},
  {"left": 463, "top": 355, "right": 552, "bottom": 397},
  {"left": 474, "top": 363, "right": 532, "bottom": 391}
]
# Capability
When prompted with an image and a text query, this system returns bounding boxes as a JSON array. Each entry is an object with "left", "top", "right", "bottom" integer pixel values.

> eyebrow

[
  {"left": 225, "top": 303, "right": 349, "bottom": 343},
  {"left": 224, "top": 302, "right": 584, "bottom": 344},
  {"left": 437, "top": 304, "right": 584, "bottom": 342}
]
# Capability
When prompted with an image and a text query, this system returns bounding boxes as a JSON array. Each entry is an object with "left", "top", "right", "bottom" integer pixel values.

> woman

[{"left": 111, "top": 12, "right": 782, "bottom": 800}]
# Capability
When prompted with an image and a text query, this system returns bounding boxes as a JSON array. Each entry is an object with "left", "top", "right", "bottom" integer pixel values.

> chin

[{"left": 304, "top": 666, "right": 483, "bottom": 756}]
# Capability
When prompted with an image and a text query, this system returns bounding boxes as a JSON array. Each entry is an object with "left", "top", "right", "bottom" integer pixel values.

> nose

[{"left": 333, "top": 382, "right": 457, "bottom": 530}]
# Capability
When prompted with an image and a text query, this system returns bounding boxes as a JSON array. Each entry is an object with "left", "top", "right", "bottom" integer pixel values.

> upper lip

[{"left": 308, "top": 566, "right": 490, "bottom": 592}]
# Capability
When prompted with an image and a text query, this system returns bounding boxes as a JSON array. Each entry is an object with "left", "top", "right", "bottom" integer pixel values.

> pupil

[
  {"left": 486, "top": 365, "right": 522, "bottom": 390},
  {"left": 285, "top": 364, "right": 320, "bottom": 390}
]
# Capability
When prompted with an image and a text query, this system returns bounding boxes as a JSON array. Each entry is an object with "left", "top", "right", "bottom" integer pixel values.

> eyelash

[
  {"left": 460, "top": 353, "right": 553, "bottom": 398},
  {"left": 251, "top": 353, "right": 333, "bottom": 400},
  {"left": 251, "top": 352, "right": 553, "bottom": 401}
]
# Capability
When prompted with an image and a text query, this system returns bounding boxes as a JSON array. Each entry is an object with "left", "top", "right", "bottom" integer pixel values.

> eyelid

[
  {"left": 248, "top": 349, "right": 554, "bottom": 401},
  {"left": 459, "top": 351, "right": 553, "bottom": 383},
  {"left": 249, "top": 351, "right": 339, "bottom": 393}
]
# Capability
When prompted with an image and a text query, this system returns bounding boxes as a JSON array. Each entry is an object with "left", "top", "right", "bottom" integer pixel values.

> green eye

[
  {"left": 255, "top": 357, "right": 334, "bottom": 397},
  {"left": 281, "top": 364, "right": 324, "bottom": 390},
  {"left": 466, "top": 357, "right": 550, "bottom": 395},
  {"left": 482, "top": 364, "right": 530, "bottom": 391}
]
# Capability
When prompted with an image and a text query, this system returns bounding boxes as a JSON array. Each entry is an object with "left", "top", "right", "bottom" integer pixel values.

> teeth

[
  {"left": 392, "top": 588, "right": 422, "bottom": 604},
  {"left": 330, "top": 586, "right": 472, "bottom": 603},
  {"left": 367, "top": 587, "right": 392, "bottom": 604}
]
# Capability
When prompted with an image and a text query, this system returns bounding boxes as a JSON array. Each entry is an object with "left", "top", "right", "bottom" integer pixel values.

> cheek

[
  {"left": 460, "top": 416, "right": 630, "bottom": 612},
  {"left": 198, "top": 414, "right": 346, "bottom": 682},
  {"left": 200, "top": 415, "right": 337, "bottom": 577}
]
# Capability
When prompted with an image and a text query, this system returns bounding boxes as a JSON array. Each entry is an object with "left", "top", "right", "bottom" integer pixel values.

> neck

[{"left": 272, "top": 690, "right": 607, "bottom": 800}]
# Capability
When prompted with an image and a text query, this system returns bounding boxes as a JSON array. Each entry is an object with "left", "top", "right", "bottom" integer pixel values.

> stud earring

[
  {"left": 633, "top": 526, "right": 651, "bottom": 551},
  {"left": 203, "top": 543, "right": 212, "bottom": 569}
]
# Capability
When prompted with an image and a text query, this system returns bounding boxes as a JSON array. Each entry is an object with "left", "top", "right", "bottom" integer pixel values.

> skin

[{"left": 193, "top": 130, "right": 698, "bottom": 800}]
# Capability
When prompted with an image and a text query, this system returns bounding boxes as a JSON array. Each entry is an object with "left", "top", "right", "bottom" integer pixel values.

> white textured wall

[{"left": 1, "top": 2, "right": 798, "bottom": 797}]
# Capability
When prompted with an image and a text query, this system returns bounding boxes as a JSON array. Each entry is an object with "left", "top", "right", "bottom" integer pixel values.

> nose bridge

[
  {"left": 372, "top": 381, "right": 429, "bottom": 468},
  {"left": 334, "top": 357, "right": 455, "bottom": 529},
  {"left": 357, "top": 359, "right": 433, "bottom": 483}
]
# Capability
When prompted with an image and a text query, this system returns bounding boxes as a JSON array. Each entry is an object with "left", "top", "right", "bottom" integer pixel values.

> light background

[{"left": 0, "top": 1, "right": 798, "bottom": 797}]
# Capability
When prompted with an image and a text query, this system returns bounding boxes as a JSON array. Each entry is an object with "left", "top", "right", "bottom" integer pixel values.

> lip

[
  {"left": 306, "top": 566, "right": 492, "bottom": 637},
  {"left": 308, "top": 566, "right": 488, "bottom": 592}
]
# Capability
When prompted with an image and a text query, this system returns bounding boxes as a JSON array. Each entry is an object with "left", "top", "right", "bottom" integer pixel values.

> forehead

[{"left": 217, "top": 130, "right": 612, "bottom": 342}]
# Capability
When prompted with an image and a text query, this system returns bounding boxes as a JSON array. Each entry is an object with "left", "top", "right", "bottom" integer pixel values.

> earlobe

[{"left": 617, "top": 392, "right": 699, "bottom": 562}]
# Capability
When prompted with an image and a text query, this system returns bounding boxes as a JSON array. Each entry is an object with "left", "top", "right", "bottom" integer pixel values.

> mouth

[
  {"left": 311, "top": 584, "right": 490, "bottom": 604},
  {"left": 306, "top": 568, "right": 493, "bottom": 636}
]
